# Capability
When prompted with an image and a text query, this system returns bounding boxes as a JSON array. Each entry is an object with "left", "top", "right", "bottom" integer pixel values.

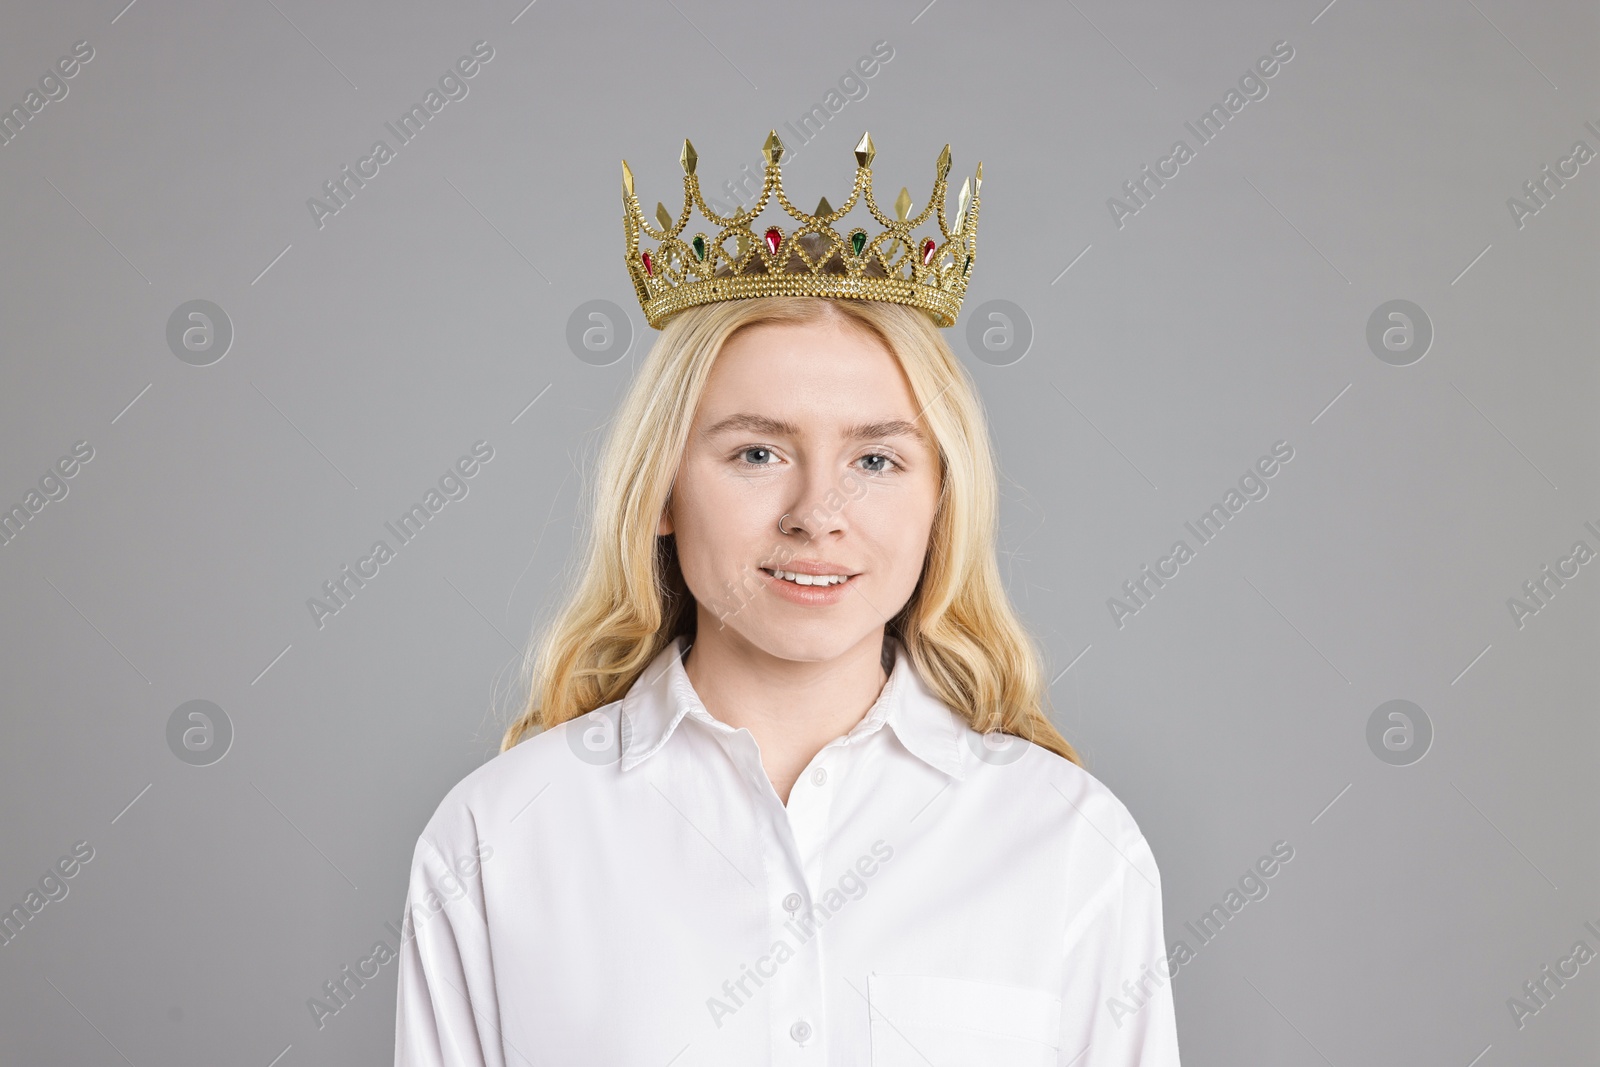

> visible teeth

[{"left": 766, "top": 568, "right": 849, "bottom": 586}]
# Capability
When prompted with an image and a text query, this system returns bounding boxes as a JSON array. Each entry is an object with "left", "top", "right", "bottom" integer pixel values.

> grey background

[{"left": 1, "top": 0, "right": 1595, "bottom": 1064}]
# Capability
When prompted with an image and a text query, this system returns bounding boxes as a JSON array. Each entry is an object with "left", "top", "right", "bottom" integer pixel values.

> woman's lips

[{"left": 758, "top": 567, "right": 856, "bottom": 605}]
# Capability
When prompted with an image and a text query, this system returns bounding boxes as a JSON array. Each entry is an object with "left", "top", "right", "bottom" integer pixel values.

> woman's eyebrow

[
  {"left": 846, "top": 418, "right": 927, "bottom": 445},
  {"left": 702, "top": 413, "right": 926, "bottom": 445},
  {"left": 702, "top": 413, "right": 798, "bottom": 438}
]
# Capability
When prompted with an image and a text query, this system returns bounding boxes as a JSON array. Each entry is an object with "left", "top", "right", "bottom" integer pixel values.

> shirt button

[
  {"left": 811, "top": 767, "right": 828, "bottom": 786},
  {"left": 782, "top": 892, "right": 803, "bottom": 913},
  {"left": 789, "top": 1019, "right": 812, "bottom": 1043}
]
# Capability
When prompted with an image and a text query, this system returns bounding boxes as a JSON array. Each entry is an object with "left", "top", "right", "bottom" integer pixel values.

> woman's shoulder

[
  {"left": 973, "top": 736, "right": 1158, "bottom": 869},
  {"left": 410, "top": 704, "right": 621, "bottom": 857},
  {"left": 1047, "top": 751, "right": 1149, "bottom": 841}
]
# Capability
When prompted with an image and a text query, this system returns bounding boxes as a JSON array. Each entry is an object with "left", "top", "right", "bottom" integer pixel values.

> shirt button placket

[
  {"left": 773, "top": 752, "right": 837, "bottom": 1064},
  {"left": 760, "top": 797, "right": 813, "bottom": 1065}
]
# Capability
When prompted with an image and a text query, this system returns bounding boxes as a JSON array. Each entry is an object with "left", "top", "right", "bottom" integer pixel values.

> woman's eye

[{"left": 736, "top": 448, "right": 897, "bottom": 472}]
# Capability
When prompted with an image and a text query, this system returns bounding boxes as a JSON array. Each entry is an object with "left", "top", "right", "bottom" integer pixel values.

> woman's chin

[{"left": 710, "top": 617, "right": 876, "bottom": 666}]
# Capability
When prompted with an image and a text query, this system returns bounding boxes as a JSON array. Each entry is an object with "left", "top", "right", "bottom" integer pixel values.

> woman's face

[{"left": 660, "top": 313, "right": 943, "bottom": 664}]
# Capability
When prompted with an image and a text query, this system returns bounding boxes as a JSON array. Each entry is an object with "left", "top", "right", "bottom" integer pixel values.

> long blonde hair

[{"left": 501, "top": 295, "right": 1082, "bottom": 768}]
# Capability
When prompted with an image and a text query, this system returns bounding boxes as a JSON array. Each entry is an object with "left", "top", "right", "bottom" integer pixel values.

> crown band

[
  {"left": 643, "top": 273, "right": 966, "bottom": 330},
  {"left": 620, "top": 130, "right": 981, "bottom": 330}
]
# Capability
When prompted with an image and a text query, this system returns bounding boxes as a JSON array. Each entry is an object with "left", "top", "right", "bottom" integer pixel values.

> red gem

[
  {"left": 641, "top": 251, "right": 652, "bottom": 276},
  {"left": 764, "top": 228, "right": 782, "bottom": 255},
  {"left": 921, "top": 238, "right": 936, "bottom": 265}
]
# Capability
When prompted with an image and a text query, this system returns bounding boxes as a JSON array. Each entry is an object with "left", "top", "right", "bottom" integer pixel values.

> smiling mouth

[{"left": 760, "top": 567, "right": 856, "bottom": 587}]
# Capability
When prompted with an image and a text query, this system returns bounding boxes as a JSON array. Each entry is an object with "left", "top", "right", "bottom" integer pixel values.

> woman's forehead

[
  {"left": 718, "top": 315, "right": 889, "bottom": 362},
  {"left": 709, "top": 322, "right": 910, "bottom": 394}
]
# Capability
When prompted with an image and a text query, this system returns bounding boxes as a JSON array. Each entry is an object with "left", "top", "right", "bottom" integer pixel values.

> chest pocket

[{"left": 866, "top": 972, "right": 1061, "bottom": 1067}]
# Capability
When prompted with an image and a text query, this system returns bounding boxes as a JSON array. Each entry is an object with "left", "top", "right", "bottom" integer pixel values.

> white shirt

[{"left": 394, "top": 635, "right": 1181, "bottom": 1066}]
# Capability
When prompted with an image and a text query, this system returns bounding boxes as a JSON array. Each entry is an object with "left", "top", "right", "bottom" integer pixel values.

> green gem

[
  {"left": 962, "top": 255, "right": 972, "bottom": 276},
  {"left": 693, "top": 235, "right": 706, "bottom": 261},
  {"left": 851, "top": 231, "right": 867, "bottom": 256}
]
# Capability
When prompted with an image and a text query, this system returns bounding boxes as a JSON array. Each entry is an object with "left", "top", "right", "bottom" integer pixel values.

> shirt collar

[{"left": 618, "top": 634, "right": 967, "bottom": 780}]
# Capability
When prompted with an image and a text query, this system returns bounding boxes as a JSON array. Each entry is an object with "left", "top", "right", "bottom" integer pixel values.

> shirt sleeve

[
  {"left": 1059, "top": 829, "right": 1182, "bottom": 1066},
  {"left": 393, "top": 833, "right": 506, "bottom": 1067}
]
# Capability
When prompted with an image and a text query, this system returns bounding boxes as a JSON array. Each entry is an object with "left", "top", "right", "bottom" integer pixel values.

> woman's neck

[{"left": 681, "top": 622, "right": 891, "bottom": 806}]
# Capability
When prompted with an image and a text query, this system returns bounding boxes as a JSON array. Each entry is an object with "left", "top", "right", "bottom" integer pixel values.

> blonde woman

[{"left": 395, "top": 135, "right": 1180, "bottom": 1066}]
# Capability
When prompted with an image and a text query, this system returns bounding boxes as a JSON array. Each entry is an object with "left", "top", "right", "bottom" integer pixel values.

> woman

[{"left": 395, "top": 132, "right": 1180, "bottom": 1066}]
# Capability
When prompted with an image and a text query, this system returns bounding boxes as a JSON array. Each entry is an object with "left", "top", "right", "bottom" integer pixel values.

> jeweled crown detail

[{"left": 621, "top": 130, "right": 981, "bottom": 329}]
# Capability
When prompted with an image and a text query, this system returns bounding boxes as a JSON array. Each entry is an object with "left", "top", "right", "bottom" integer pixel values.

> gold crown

[{"left": 621, "top": 130, "right": 982, "bottom": 329}]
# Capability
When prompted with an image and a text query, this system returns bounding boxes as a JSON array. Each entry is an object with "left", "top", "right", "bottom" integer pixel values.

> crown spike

[
  {"left": 936, "top": 144, "right": 951, "bottom": 182},
  {"left": 680, "top": 139, "right": 698, "bottom": 175},
  {"left": 656, "top": 202, "right": 673, "bottom": 231},
  {"left": 763, "top": 130, "right": 784, "bottom": 166},
  {"left": 952, "top": 177, "right": 971, "bottom": 235},
  {"left": 894, "top": 187, "right": 912, "bottom": 222},
  {"left": 975, "top": 161, "right": 983, "bottom": 195},
  {"left": 815, "top": 196, "right": 834, "bottom": 217},
  {"left": 621, "top": 159, "right": 634, "bottom": 198},
  {"left": 854, "top": 131, "right": 876, "bottom": 168}
]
